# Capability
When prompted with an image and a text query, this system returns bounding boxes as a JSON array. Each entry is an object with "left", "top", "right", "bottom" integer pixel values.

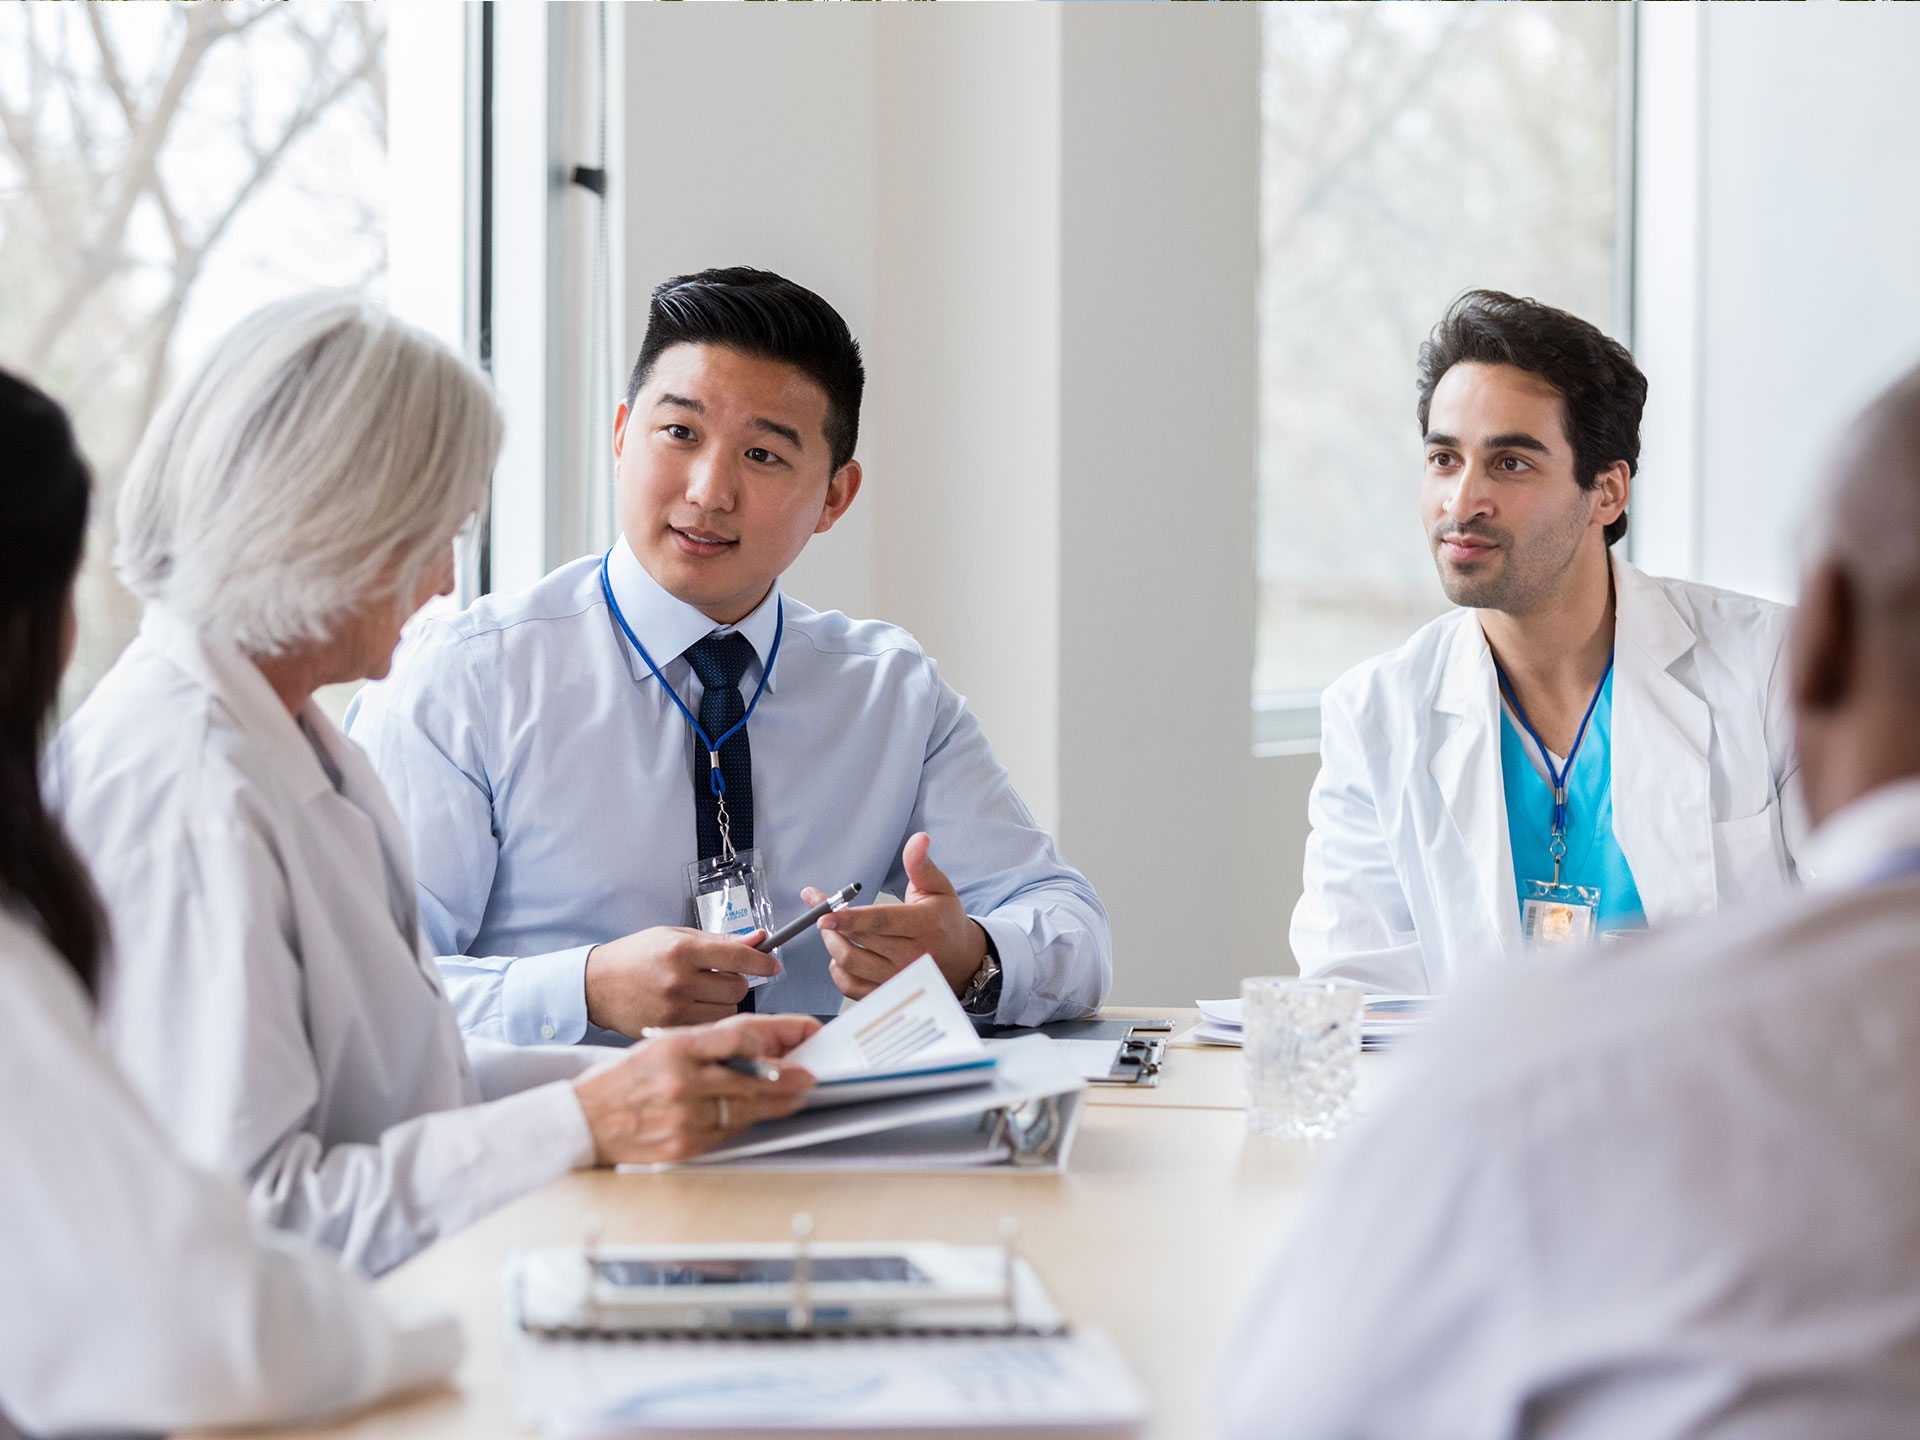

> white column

[
  {"left": 1054, "top": 5, "right": 1263, "bottom": 1000},
  {"left": 1631, "top": 3, "right": 1705, "bottom": 584},
  {"left": 488, "top": 0, "right": 563, "bottom": 593},
  {"left": 871, "top": 6, "right": 1065, "bottom": 831}
]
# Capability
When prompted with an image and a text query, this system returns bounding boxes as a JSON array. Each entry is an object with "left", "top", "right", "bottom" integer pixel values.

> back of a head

[
  {"left": 625, "top": 267, "right": 866, "bottom": 472},
  {"left": 1813, "top": 363, "right": 1920, "bottom": 696},
  {"left": 0, "top": 370, "right": 103, "bottom": 992},
  {"left": 1416, "top": 289, "right": 1647, "bottom": 547},
  {"left": 116, "top": 291, "right": 503, "bottom": 657}
]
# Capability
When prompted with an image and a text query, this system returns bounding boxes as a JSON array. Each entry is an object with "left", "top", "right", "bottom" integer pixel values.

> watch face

[{"left": 962, "top": 954, "right": 1002, "bottom": 1011}]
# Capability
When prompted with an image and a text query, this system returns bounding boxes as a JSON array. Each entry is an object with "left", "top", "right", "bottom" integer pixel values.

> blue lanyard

[
  {"left": 1496, "top": 654, "right": 1613, "bottom": 868},
  {"left": 598, "top": 548, "right": 783, "bottom": 804}
]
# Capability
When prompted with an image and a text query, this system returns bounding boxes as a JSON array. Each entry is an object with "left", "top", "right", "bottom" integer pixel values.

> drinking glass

[{"left": 1240, "top": 976, "right": 1364, "bottom": 1139}]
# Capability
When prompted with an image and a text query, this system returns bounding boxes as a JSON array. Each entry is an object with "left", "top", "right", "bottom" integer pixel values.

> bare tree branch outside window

[
  {"left": 1257, "top": 7, "right": 1618, "bottom": 704},
  {"left": 0, "top": 1, "right": 388, "bottom": 713}
]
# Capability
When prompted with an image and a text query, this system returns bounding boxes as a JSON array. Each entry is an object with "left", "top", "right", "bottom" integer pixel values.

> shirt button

[{"left": 540, "top": 1022, "right": 556, "bottom": 1040}]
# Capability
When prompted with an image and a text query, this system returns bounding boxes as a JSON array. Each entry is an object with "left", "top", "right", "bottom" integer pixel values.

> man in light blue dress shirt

[{"left": 348, "top": 268, "right": 1110, "bottom": 1044}]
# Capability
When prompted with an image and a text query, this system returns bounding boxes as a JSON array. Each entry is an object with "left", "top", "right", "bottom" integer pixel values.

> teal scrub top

[{"left": 1500, "top": 669, "right": 1646, "bottom": 933}]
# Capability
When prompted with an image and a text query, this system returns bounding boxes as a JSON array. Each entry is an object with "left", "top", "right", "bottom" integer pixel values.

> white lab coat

[
  {"left": 1221, "top": 783, "right": 1920, "bottom": 1440},
  {"left": 48, "top": 607, "right": 600, "bottom": 1277},
  {"left": 0, "top": 909, "right": 459, "bottom": 1436},
  {"left": 1291, "top": 555, "right": 1801, "bottom": 992}
]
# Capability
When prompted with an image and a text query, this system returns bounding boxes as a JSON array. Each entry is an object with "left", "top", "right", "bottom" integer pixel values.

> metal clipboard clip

[
  {"left": 519, "top": 1211, "right": 1068, "bottom": 1340},
  {"left": 1087, "top": 1027, "right": 1167, "bottom": 1087}
]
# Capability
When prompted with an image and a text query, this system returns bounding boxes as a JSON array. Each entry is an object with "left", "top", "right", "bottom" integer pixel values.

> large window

[
  {"left": 0, "top": 3, "right": 389, "bottom": 714},
  {"left": 1255, "top": 6, "right": 1627, "bottom": 751}
]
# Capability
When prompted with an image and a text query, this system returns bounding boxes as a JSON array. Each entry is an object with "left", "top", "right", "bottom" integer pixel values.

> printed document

[{"left": 786, "top": 954, "right": 986, "bottom": 1081}]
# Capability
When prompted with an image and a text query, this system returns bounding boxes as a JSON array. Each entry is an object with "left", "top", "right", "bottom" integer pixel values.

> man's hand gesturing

[{"left": 808, "top": 833, "right": 989, "bottom": 1001}]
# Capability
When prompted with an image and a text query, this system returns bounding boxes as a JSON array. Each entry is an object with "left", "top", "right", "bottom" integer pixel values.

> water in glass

[{"left": 1241, "top": 977, "right": 1364, "bottom": 1139}]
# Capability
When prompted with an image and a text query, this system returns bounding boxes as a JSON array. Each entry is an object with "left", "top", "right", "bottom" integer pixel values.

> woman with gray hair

[{"left": 51, "top": 292, "right": 816, "bottom": 1277}]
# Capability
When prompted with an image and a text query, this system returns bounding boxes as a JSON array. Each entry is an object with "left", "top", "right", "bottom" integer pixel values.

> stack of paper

[
  {"left": 1190, "top": 995, "right": 1435, "bottom": 1050},
  {"left": 1188, "top": 1000, "right": 1247, "bottom": 1048}
]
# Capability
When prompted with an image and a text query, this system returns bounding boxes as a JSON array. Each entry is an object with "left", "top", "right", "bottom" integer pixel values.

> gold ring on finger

[{"left": 715, "top": 1094, "right": 731, "bottom": 1130}]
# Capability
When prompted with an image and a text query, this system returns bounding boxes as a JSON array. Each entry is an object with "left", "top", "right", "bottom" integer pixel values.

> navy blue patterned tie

[
  {"left": 685, "top": 632, "right": 756, "bottom": 861},
  {"left": 686, "top": 633, "right": 757, "bottom": 1013}
]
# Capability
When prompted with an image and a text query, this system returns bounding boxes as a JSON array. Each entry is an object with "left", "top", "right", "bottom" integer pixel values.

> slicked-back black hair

[
  {"left": 0, "top": 370, "right": 106, "bottom": 996},
  {"left": 1416, "top": 290, "right": 1646, "bottom": 547},
  {"left": 625, "top": 267, "right": 865, "bottom": 472}
]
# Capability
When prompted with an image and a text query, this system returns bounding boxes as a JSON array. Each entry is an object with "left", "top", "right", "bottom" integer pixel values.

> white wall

[
  {"left": 1700, "top": 6, "right": 1920, "bottom": 601},
  {"left": 1052, "top": 7, "right": 1300, "bottom": 1003},
  {"left": 871, "top": 8, "right": 1065, "bottom": 831},
  {"left": 620, "top": 5, "right": 879, "bottom": 625},
  {"left": 1636, "top": 5, "right": 1920, "bottom": 598}
]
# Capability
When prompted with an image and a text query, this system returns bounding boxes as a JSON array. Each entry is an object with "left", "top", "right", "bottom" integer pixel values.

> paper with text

[{"left": 785, "top": 955, "right": 986, "bottom": 1082}]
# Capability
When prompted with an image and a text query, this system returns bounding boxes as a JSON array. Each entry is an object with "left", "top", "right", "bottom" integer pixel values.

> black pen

[
  {"left": 639, "top": 1028, "right": 786, "bottom": 1083},
  {"left": 754, "top": 881, "right": 862, "bottom": 953}
]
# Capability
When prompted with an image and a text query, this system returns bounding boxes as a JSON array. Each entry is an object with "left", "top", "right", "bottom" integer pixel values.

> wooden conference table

[{"left": 213, "top": 1009, "right": 1400, "bottom": 1440}]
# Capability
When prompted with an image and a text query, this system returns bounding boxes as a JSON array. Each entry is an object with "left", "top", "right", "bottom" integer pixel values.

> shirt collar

[
  {"left": 136, "top": 604, "right": 342, "bottom": 805},
  {"left": 605, "top": 536, "right": 783, "bottom": 693},
  {"left": 1802, "top": 776, "right": 1920, "bottom": 890}
]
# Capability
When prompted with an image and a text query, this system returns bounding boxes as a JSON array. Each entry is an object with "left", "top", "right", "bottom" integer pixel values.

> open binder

[
  {"left": 620, "top": 957, "right": 1089, "bottom": 1174},
  {"left": 621, "top": 1035, "right": 1087, "bottom": 1173}
]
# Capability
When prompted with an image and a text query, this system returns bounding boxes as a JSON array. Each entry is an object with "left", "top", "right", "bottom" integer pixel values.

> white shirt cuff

[{"left": 500, "top": 945, "right": 594, "bottom": 1045}]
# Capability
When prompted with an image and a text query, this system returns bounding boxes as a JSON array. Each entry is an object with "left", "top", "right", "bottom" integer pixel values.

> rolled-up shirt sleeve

[{"left": 893, "top": 671, "right": 1112, "bottom": 1026}]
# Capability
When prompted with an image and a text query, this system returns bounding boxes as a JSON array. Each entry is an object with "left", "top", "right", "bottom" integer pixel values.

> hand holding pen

[
  {"left": 581, "top": 1013, "right": 818, "bottom": 1161},
  {"left": 630, "top": 882, "right": 859, "bottom": 1084},
  {"left": 755, "top": 881, "right": 862, "bottom": 953}
]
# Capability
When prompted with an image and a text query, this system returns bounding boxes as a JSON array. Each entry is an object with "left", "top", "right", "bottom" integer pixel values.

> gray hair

[{"left": 115, "top": 291, "right": 501, "bottom": 656}]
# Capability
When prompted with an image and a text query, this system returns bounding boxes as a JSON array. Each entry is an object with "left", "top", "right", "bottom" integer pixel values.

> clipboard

[
  {"left": 975, "top": 1017, "right": 1171, "bottom": 1088},
  {"left": 505, "top": 1228, "right": 1149, "bottom": 1433}
]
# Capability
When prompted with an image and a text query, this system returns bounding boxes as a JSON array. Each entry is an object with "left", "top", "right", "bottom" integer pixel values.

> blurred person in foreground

[
  {"left": 49, "top": 293, "right": 816, "bottom": 1280},
  {"left": 1223, "top": 361, "right": 1920, "bottom": 1436},
  {"left": 0, "top": 370, "right": 456, "bottom": 1435}
]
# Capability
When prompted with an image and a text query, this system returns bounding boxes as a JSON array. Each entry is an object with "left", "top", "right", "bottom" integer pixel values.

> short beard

[{"left": 1431, "top": 492, "right": 1593, "bottom": 614}]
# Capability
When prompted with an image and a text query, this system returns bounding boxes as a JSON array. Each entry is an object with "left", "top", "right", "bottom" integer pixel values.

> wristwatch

[{"left": 959, "top": 927, "right": 1003, "bottom": 1016}]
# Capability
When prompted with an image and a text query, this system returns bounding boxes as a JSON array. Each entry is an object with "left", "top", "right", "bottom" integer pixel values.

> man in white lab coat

[
  {"left": 1222, "top": 363, "right": 1920, "bottom": 1440},
  {"left": 1291, "top": 291, "right": 1799, "bottom": 993}
]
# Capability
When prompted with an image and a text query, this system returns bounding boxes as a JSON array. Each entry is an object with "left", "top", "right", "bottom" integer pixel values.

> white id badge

[
  {"left": 686, "top": 850, "right": 777, "bottom": 988},
  {"left": 1521, "top": 880, "right": 1600, "bottom": 950}
]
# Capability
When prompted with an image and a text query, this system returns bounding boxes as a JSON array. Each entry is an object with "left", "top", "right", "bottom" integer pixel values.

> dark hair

[
  {"left": 1416, "top": 290, "right": 1647, "bottom": 547},
  {"left": 0, "top": 370, "right": 106, "bottom": 995},
  {"left": 625, "top": 267, "right": 866, "bottom": 472}
]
